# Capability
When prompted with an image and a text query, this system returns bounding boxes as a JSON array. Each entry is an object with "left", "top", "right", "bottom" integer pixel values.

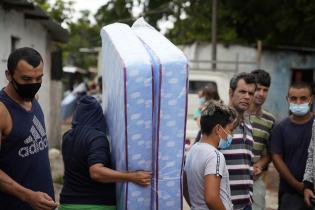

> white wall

[{"left": 180, "top": 43, "right": 258, "bottom": 72}]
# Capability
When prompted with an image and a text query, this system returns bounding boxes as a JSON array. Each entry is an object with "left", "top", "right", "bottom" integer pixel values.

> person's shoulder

[
  {"left": 191, "top": 143, "right": 216, "bottom": 156},
  {"left": 205, "top": 145, "right": 221, "bottom": 159},
  {"left": 207, "top": 149, "right": 226, "bottom": 168},
  {"left": 0, "top": 102, "right": 9, "bottom": 130},
  {"left": 261, "top": 109, "right": 276, "bottom": 122},
  {"left": 86, "top": 129, "right": 107, "bottom": 143},
  {"left": 243, "top": 121, "right": 253, "bottom": 131},
  {"left": 215, "top": 149, "right": 225, "bottom": 160},
  {"left": 273, "top": 117, "right": 290, "bottom": 129}
]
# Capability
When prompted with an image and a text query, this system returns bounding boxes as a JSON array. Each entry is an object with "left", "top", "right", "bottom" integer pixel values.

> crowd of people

[
  {"left": 1, "top": 47, "right": 315, "bottom": 210},
  {"left": 185, "top": 69, "right": 315, "bottom": 210}
]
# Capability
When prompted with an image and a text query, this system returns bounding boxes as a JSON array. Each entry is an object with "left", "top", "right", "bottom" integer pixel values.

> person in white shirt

[{"left": 184, "top": 100, "right": 237, "bottom": 210}]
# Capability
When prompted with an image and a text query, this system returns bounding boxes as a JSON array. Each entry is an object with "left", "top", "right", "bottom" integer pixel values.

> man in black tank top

[{"left": 0, "top": 48, "right": 57, "bottom": 210}]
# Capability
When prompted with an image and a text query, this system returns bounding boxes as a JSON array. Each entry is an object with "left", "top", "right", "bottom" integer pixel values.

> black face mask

[{"left": 11, "top": 78, "right": 41, "bottom": 101}]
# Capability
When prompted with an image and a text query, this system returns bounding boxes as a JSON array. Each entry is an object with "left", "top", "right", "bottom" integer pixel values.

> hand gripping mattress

[
  {"left": 132, "top": 18, "right": 189, "bottom": 210},
  {"left": 101, "top": 23, "right": 154, "bottom": 210}
]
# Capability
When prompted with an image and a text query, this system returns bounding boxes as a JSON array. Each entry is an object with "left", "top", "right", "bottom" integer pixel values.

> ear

[
  {"left": 229, "top": 88, "right": 233, "bottom": 100},
  {"left": 214, "top": 124, "right": 221, "bottom": 136},
  {"left": 229, "top": 88, "right": 232, "bottom": 96},
  {"left": 5, "top": 70, "right": 12, "bottom": 82}
]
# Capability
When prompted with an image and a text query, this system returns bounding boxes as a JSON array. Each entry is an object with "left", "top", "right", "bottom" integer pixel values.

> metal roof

[{"left": 0, "top": 0, "right": 69, "bottom": 43}]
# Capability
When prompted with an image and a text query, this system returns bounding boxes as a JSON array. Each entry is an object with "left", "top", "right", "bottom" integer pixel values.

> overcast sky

[
  {"left": 48, "top": 0, "right": 172, "bottom": 33},
  {"left": 47, "top": 0, "right": 108, "bottom": 23}
]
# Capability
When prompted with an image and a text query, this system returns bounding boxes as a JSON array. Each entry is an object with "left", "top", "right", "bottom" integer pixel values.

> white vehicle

[{"left": 185, "top": 70, "right": 233, "bottom": 147}]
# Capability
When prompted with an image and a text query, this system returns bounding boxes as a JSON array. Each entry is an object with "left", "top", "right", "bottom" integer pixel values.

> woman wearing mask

[
  {"left": 184, "top": 100, "right": 237, "bottom": 210},
  {"left": 194, "top": 84, "right": 221, "bottom": 127},
  {"left": 59, "top": 96, "right": 152, "bottom": 210}
]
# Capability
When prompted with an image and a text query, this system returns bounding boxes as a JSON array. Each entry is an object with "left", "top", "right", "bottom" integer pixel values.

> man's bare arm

[
  {"left": 0, "top": 104, "right": 57, "bottom": 210},
  {"left": 0, "top": 107, "right": 31, "bottom": 201}
]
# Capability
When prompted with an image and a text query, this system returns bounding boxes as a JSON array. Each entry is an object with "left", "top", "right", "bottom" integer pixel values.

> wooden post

[
  {"left": 211, "top": 0, "right": 218, "bottom": 70},
  {"left": 257, "top": 40, "right": 262, "bottom": 68}
]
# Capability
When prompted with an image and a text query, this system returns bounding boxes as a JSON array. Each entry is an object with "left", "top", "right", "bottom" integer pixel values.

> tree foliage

[
  {"left": 33, "top": 0, "right": 98, "bottom": 69},
  {"left": 64, "top": 10, "right": 100, "bottom": 69},
  {"left": 33, "top": 0, "right": 74, "bottom": 26},
  {"left": 33, "top": 0, "right": 315, "bottom": 69},
  {"left": 167, "top": 0, "right": 315, "bottom": 47},
  {"left": 95, "top": 0, "right": 134, "bottom": 26},
  {"left": 141, "top": 0, "right": 173, "bottom": 29}
]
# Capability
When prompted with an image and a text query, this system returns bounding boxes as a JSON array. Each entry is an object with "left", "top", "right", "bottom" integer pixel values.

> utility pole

[{"left": 211, "top": 0, "right": 218, "bottom": 70}]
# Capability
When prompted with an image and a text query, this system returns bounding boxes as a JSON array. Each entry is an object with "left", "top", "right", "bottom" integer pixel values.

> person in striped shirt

[
  {"left": 220, "top": 72, "right": 256, "bottom": 210},
  {"left": 245, "top": 70, "right": 275, "bottom": 210}
]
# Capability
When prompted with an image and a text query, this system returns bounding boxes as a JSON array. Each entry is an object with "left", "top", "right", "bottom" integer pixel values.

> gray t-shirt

[{"left": 185, "top": 142, "right": 233, "bottom": 210}]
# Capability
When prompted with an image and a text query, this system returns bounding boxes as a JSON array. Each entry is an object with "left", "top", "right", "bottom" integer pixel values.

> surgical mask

[
  {"left": 11, "top": 78, "right": 41, "bottom": 101},
  {"left": 198, "top": 97, "right": 205, "bottom": 105},
  {"left": 218, "top": 127, "right": 233, "bottom": 149},
  {"left": 289, "top": 103, "right": 310, "bottom": 116}
]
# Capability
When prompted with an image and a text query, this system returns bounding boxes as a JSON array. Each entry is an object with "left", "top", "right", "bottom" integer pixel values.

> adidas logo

[{"left": 18, "top": 116, "right": 48, "bottom": 158}]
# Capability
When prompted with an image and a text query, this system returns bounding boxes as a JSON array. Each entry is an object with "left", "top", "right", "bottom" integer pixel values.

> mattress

[
  {"left": 101, "top": 20, "right": 188, "bottom": 210},
  {"left": 101, "top": 23, "right": 154, "bottom": 210},
  {"left": 132, "top": 18, "right": 189, "bottom": 210}
]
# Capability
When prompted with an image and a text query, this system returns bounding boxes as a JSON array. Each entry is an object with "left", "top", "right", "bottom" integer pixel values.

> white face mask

[
  {"left": 289, "top": 103, "right": 310, "bottom": 116},
  {"left": 218, "top": 126, "right": 233, "bottom": 149}
]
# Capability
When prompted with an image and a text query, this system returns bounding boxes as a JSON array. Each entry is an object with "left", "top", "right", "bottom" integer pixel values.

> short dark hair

[
  {"left": 251, "top": 69, "right": 271, "bottom": 87},
  {"left": 203, "top": 83, "right": 220, "bottom": 101},
  {"left": 230, "top": 72, "right": 256, "bottom": 92},
  {"left": 7, "top": 47, "right": 43, "bottom": 74},
  {"left": 289, "top": 82, "right": 313, "bottom": 96},
  {"left": 200, "top": 100, "right": 237, "bottom": 135}
]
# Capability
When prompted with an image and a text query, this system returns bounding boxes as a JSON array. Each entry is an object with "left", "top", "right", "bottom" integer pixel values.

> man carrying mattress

[{"left": 220, "top": 72, "right": 256, "bottom": 210}]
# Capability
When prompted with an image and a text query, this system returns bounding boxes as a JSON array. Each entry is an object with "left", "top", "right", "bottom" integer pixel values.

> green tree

[
  {"left": 166, "top": 0, "right": 213, "bottom": 44},
  {"left": 64, "top": 10, "right": 100, "bottom": 69},
  {"left": 95, "top": 0, "right": 134, "bottom": 26},
  {"left": 33, "top": 0, "right": 98, "bottom": 69},
  {"left": 167, "top": 0, "right": 315, "bottom": 47},
  {"left": 33, "top": 0, "right": 74, "bottom": 26},
  {"left": 49, "top": 0, "right": 74, "bottom": 26},
  {"left": 141, "top": 0, "right": 173, "bottom": 30}
]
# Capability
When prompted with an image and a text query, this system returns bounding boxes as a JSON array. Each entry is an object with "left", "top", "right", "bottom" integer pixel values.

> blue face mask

[
  {"left": 198, "top": 97, "right": 205, "bottom": 105},
  {"left": 218, "top": 127, "right": 233, "bottom": 149},
  {"left": 289, "top": 103, "right": 310, "bottom": 116}
]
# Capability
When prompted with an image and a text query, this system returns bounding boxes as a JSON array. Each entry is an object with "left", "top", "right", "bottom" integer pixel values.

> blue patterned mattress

[
  {"left": 101, "top": 23, "right": 154, "bottom": 210},
  {"left": 132, "top": 18, "right": 189, "bottom": 210},
  {"left": 101, "top": 20, "right": 188, "bottom": 210}
]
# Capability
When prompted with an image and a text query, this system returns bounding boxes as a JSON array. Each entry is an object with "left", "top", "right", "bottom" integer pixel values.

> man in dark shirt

[
  {"left": 60, "top": 96, "right": 152, "bottom": 210},
  {"left": 0, "top": 48, "right": 57, "bottom": 209},
  {"left": 270, "top": 82, "right": 314, "bottom": 210}
]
